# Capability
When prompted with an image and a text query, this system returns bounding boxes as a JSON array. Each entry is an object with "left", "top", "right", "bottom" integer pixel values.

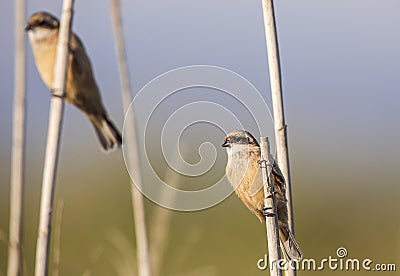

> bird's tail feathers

[
  {"left": 92, "top": 116, "right": 122, "bottom": 152},
  {"left": 279, "top": 227, "right": 303, "bottom": 261}
]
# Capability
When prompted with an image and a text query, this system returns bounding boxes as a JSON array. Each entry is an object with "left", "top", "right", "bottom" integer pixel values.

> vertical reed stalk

[
  {"left": 259, "top": 137, "right": 282, "bottom": 276},
  {"left": 150, "top": 144, "right": 187, "bottom": 276},
  {"left": 34, "top": 1, "right": 75, "bottom": 275},
  {"left": 261, "top": 1, "right": 296, "bottom": 274},
  {"left": 8, "top": 0, "right": 26, "bottom": 275},
  {"left": 52, "top": 200, "right": 65, "bottom": 276},
  {"left": 109, "top": 1, "right": 152, "bottom": 275}
]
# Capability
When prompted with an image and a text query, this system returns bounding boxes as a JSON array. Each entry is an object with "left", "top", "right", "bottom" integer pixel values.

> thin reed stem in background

[
  {"left": 52, "top": 200, "right": 65, "bottom": 276},
  {"left": 150, "top": 144, "right": 187, "bottom": 276},
  {"left": 261, "top": 1, "right": 296, "bottom": 275},
  {"left": 108, "top": 1, "right": 152, "bottom": 275},
  {"left": 34, "top": 1, "right": 75, "bottom": 275},
  {"left": 259, "top": 137, "right": 282, "bottom": 276},
  {"left": 149, "top": 173, "right": 177, "bottom": 276},
  {"left": 8, "top": 0, "right": 26, "bottom": 275}
]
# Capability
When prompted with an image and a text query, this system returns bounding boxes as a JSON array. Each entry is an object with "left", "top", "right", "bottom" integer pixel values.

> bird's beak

[
  {"left": 222, "top": 141, "right": 229, "bottom": 147},
  {"left": 25, "top": 24, "right": 32, "bottom": 31}
]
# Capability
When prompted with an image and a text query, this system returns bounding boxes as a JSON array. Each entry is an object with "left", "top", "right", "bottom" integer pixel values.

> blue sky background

[
  {"left": 0, "top": 0, "right": 399, "bottom": 162},
  {"left": 0, "top": 1, "right": 399, "bottom": 275}
]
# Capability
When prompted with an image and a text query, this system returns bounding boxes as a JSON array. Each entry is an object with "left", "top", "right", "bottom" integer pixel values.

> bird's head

[
  {"left": 25, "top": 11, "right": 59, "bottom": 41},
  {"left": 222, "top": 130, "right": 259, "bottom": 150}
]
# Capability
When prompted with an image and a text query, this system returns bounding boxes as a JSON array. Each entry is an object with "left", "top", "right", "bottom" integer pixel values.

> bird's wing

[
  {"left": 69, "top": 33, "right": 95, "bottom": 81},
  {"left": 249, "top": 158, "right": 287, "bottom": 196},
  {"left": 271, "top": 161, "right": 287, "bottom": 195}
]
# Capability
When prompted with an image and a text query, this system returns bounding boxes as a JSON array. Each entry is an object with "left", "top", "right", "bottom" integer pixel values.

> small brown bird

[
  {"left": 26, "top": 11, "right": 122, "bottom": 152},
  {"left": 223, "top": 130, "right": 302, "bottom": 261}
]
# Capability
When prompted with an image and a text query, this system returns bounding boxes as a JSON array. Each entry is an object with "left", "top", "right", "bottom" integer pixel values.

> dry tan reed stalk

[
  {"left": 8, "top": 0, "right": 27, "bottom": 275},
  {"left": 34, "top": 1, "right": 75, "bottom": 275},
  {"left": 259, "top": 137, "right": 282, "bottom": 276},
  {"left": 260, "top": 1, "right": 297, "bottom": 275},
  {"left": 109, "top": 0, "right": 152, "bottom": 275}
]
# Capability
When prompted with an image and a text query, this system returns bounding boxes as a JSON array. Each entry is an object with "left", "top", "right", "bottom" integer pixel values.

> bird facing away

[
  {"left": 26, "top": 11, "right": 122, "bottom": 152},
  {"left": 223, "top": 130, "right": 302, "bottom": 261}
]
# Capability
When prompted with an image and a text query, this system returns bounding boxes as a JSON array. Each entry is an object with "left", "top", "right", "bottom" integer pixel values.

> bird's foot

[
  {"left": 50, "top": 88, "right": 66, "bottom": 99},
  {"left": 265, "top": 193, "right": 274, "bottom": 199},
  {"left": 258, "top": 159, "right": 273, "bottom": 169},
  {"left": 262, "top": 207, "right": 275, "bottom": 217}
]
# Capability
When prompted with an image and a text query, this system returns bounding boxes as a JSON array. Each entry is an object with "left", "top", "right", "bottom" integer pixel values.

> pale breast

[
  {"left": 32, "top": 44, "right": 57, "bottom": 89},
  {"left": 30, "top": 38, "right": 79, "bottom": 105}
]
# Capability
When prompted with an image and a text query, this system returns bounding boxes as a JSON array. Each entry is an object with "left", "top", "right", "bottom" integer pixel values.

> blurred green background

[{"left": 1, "top": 0, "right": 399, "bottom": 275}]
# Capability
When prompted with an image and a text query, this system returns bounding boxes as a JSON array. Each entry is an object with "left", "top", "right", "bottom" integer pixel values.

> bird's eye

[{"left": 226, "top": 139, "right": 230, "bottom": 143}]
